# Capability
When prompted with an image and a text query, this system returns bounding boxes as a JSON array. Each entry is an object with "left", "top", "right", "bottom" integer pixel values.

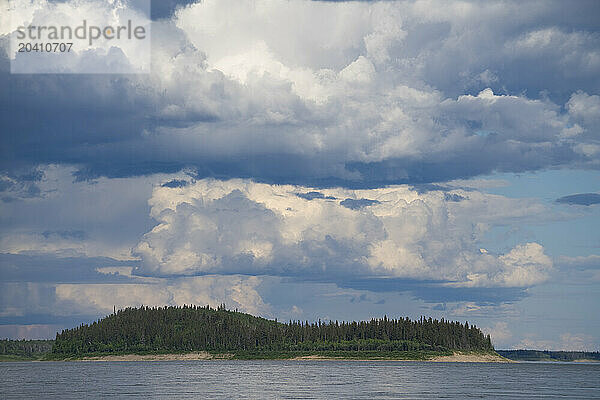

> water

[{"left": 1, "top": 360, "right": 599, "bottom": 399}]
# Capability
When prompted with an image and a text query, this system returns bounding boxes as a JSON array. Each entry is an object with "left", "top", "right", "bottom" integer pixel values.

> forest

[
  {"left": 0, "top": 339, "right": 54, "bottom": 360},
  {"left": 496, "top": 350, "right": 600, "bottom": 362},
  {"left": 50, "top": 305, "right": 493, "bottom": 358}
]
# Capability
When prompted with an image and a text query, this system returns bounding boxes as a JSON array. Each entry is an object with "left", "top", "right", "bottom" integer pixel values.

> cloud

[
  {"left": 557, "top": 254, "right": 600, "bottom": 270},
  {"left": 150, "top": 0, "right": 197, "bottom": 20},
  {"left": 6, "top": 0, "right": 151, "bottom": 73},
  {"left": 339, "top": 198, "right": 380, "bottom": 210},
  {"left": 1, "top": 0, "right": 598, "bottom": 345},
  {"left": 0, "top": 253, "right": 136, "bottom": 283},
  {"left": 133, "top": 178, "right": 552, "bottom": 288},
  {"left": 55, "top": 275, "right": 269, "bottom": 317},
  {"left": 0, "top": 324, "right": 66, "bottom": 340},
  {"left": 0, "top": 168, "right": 44, "bottom": 201},
  {"left": 567, "top": 91, "right": 600, "bottom": 129},
  {"left": 558, "top": 333, "right": 598, "bottom": 352},
  {"left": 556, "top": 193, "right": 600, "bottom": 206},
  {"left": 517, "top": 332, "right": 598, "bottom": 351},
  {"left": 0, "top": 275, "right": 270, "bottom": 323},
  {"left": 296, "top": 191, "right": 336, "bottom": 201},
  {"left": 2, "top": 0, "right": 599, "bottom": 185},
  {"left": 0, "top": 164, "right": 169, "bottom": 259},
  {"left": 555, "top": 254, "right": 600, "bottom": 283},
  {"left": 161, "top": 179, "right": 189, "bottom": 188}
]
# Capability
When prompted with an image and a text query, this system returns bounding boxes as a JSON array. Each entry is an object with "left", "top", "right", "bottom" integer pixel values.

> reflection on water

[{"left": 1, "top": 360, "right": 599, "bottom": 399}]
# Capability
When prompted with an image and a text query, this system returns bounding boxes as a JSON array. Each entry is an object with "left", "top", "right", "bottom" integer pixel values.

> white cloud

[
  {"left": 450, "top": 243, "right": 553, "bottom": 288},
  {"left": 484, "top": 321, "right": 512, "bottom": 347},
  {"left": 507, "top": 28, "right": 600, "bottom": 75},
  {"left": 0, "top": 275, "right": 270, "bottom": 320},
  {"left": 7, "top": 0, "right": 151, "bottom": 73},
  {"left": 55, "top": 275, "right": 269, "bottom": 317},
  {"left": 134, "top": 178, "right": 552, "bottom": 287},
  {"left": 4, "top": 0, "right": 599, "bottom": 183},
  {"left": 567, "top": 91, "right": 600, "bottom": 132},
  {"left": 0, "top": 324, "right": 65, "bottom": 340},
  {"left": 559, "top": 333, "right": 598, "bottom": 352},
  {"left": 442, "top": 88, "right": 568, "bottom": 142},
  {"left": 141, "top": 1, "right": 600, "bottom": 179},
  {"left": 517, "top": 332, "right": 598, "bottom": 351}
]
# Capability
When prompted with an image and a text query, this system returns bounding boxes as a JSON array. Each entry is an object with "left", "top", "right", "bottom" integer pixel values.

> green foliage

[
  {"left": 52, "top": 305, "right": 493, "bottom": 356},
  {"left": 0, "top": 339, "right": 54, "bottom": 360}
]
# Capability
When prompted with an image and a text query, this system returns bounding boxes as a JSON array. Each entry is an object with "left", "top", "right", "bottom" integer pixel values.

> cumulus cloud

[
  {"left": 2, "top": 0, "right": 599, "bottom": 184},
  {"left": 55, "top": 275, "right": 269, "bottom": 317},
  {"left": 133, "top": 179, "right": 552, "bottom": 288},
  {"left": 448, "top": 243, "right": 553, "bottom": 288},
  {"left": 567, "top": 92, "right": 600, "bottom": 128},
  {"left": 517, "top": 332, "right": 598, "bottom": 351},
  {"left": 6, "top": 0, "right": 151, "bottom": 73},
  {"left": 0, "top": 275, "right": 270, "bottom": 322}
]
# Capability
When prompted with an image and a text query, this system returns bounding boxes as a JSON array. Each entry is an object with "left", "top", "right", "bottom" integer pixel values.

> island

[{"left": 3, "top": 305, "right": 512, "bottom": 362}]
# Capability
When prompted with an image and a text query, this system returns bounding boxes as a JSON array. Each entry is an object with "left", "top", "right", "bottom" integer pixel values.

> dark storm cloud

[
  {"left": 407, "top": 1, "right": 600, "bottom": 105},
  {"left": 556, "top": 193, "right": 600, "bottom": 206},
  {"left": 444, "top": 193, "right": 466, "bottom": 202},
  {"left": 0, "top": 314, "right": 100, "bottom": 326},
  {"left": 0, "top": 67, "right": 589, "bottom": 187},
  {"left": 0, "top": 253, "right": 137, "bottom": 283},
  {"left": 335, "top": 277, "right": 528, "bottom": 305},
  {"left": 150, "top": 0, "right": 198, "bottom": 19},
  {"left": 285, "top": 275, "right": 529, "bottom": 305},
  {"left": 41, "top": 230, "right": 87, "bottom": 240},
  {"left": 0, "top": 167, "right": 45, "bottom": 201},
  {"left": 340, "top": 198, "right": 380, "bottom": 210},
  {"left": 2, "top": 0, "right": 599, "bottom": 187},
  {"left": 161, "top": 179, "right": 189, "bottom": 188},
  {"left": 296, "top": 191, "right": 336, "bottom": 200}
]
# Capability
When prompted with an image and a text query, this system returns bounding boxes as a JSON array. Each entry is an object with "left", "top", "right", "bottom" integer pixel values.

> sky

[{"left": 0, "top": 0, "right": 599, "bottom": 350}]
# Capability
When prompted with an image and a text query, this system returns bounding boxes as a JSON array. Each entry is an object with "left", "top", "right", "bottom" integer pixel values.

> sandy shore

[
  {"left": 290, "top": 352, "right": 512, "bottom": 363},
  {"left": 76, "top": 351, "right": 510, "bottom": 362},
  {"left": 428, "top": 352, "right": 513, "bottom": 363},
  {"left": 78, "top": 352, "right": 233, "bottom": 361}
]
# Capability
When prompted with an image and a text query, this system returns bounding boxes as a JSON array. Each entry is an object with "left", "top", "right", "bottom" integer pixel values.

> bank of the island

[
  {"left": 21, "top": 305, "right": 511, "bottom": 362},
  {"left": 63, "top": 350, "right": 508, "bottom": 362}
]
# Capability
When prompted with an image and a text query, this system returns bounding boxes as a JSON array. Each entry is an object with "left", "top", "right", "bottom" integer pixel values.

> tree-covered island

[{"left": 43, "top": 305, "right": 497, "bottom": 360}]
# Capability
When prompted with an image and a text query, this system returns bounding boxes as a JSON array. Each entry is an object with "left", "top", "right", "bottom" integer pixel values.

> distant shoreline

[
  {"left": 9, "top": 350, "right": 600, "bottom": 363},
  {"left": 496, "top": 350, "right": 600, "bottom": 362}
]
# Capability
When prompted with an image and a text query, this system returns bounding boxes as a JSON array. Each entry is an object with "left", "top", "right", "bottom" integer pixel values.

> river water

[{"left": 1, "top": 360, "right": 599, "bottom": 399}]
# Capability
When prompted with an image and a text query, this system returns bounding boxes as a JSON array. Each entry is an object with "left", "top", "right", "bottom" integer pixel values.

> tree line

[
  {"left": 52, "top": 305, "right": 493, "bottom": 355},
  {"left": 0, "top": 339, "right": 54, "bottom": 357},
  {"left": 497, "top": 350, "right": 600, "bottom": 362}
]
